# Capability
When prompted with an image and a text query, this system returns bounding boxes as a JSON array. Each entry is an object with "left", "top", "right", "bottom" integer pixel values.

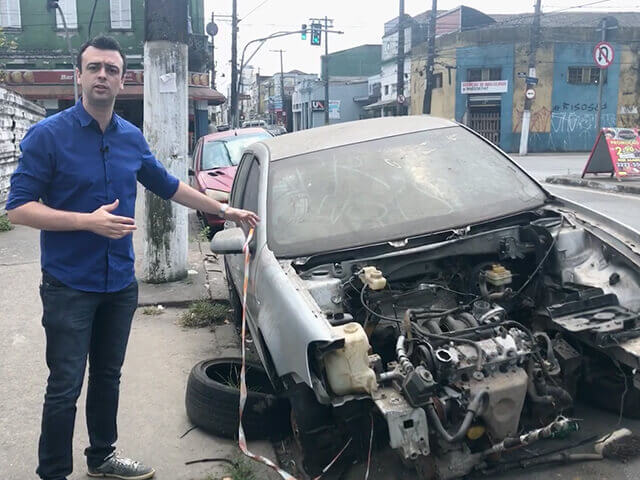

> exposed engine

[{"left": 290, "top": 211, "right": 640, "bottom": 478}]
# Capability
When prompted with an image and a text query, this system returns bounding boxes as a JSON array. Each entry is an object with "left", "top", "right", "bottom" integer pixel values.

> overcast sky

[{"left": 203, "top": 0, "right": 640, "bottom": 94}]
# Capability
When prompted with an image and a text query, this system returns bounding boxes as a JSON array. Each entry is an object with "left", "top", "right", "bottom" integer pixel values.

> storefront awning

[
  {"left": 7, "top": 84, "right": 226, "bottom": 105},
  {"left": 3, "top": 69, "right": 226, "bottom": 105},
  {"left": 363, "top": 97, "right": 409, "bottom": 111}
]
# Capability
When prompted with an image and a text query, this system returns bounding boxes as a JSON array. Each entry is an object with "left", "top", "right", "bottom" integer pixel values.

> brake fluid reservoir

[
  {"left": 325, "top": 323, "right": 378, "bottom": 395},
  {"left": 359, "top": 266, "right": 387, "bottom": 290}
]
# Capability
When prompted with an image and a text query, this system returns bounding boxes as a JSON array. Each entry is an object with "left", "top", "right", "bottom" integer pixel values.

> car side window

[
  {"left": 241, "top": 159, "right": 260, "bottom": 214},
  {"left": 230, "top": 153, "right": 255, "bottom": 209},
  {"left": 192, "top": 140, "right": 202, "bottom": 170}
]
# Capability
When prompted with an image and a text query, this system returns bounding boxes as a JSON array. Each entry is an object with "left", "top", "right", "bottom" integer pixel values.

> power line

[{"left": 240, "top": 0, "right": 273, "bottom": 22}]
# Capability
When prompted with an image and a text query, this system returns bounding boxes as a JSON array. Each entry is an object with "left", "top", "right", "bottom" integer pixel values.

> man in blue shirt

[{"left": 6, "top": 36, "right": 258, "bottom": 480}]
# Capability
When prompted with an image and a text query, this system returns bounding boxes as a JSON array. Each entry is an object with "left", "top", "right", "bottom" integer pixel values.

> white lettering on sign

[{"left": 461, "top": 80, "right": 509, "bottom": 94}]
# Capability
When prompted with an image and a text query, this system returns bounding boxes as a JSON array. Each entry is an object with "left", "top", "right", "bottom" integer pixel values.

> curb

[{"left": 545, "top": 175, "right": 640, "bottom": 195}]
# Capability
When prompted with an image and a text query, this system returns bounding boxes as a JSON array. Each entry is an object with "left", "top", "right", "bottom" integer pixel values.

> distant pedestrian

[{"left": 6, "top": 35, "right": 258, "bottom": 480}]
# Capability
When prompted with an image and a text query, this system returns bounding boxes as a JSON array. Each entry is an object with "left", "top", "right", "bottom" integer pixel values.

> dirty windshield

[
  {"left": 268, "top": 127, "right": 547, "bottom": 257},
  {"left": 202, "top": 133, "right": 271, "bottom": 170}
]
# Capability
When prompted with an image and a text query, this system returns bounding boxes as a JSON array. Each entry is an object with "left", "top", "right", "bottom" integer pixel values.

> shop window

[
  {"left": 568, "top": 66, "right": 606, "bottom": 85},
  {"left": 0, "top": 0, "right": 21, "bottom": 28},
  {"left": 467, "top": 68, "right": 501, "bottom": 81},
  {"left": 56, "top": 0, "right": 77, "bottom": 30},
  {"left": 110, "top": 0, "right": 132, "bottom": 30}
]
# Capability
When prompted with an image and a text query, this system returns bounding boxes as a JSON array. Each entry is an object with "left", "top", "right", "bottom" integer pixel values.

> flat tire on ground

[{"left": 185, "top": 357, "right": 290, "bottom": 440}]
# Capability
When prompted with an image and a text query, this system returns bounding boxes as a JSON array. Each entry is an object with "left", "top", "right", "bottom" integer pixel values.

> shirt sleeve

[
  {"left": 136, "top": 134, "right": 180, "bottom": 200},
  {"left": 6, "top": 123, "right": 55, "bottom": 210}
]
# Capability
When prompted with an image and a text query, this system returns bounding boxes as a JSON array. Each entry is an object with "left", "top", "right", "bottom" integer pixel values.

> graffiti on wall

[
  {"left": 513, "top": 106, "right": 551, "bottom": 133},
  {"left": 552, "top": 102, "right": 607, "bottom": 112}
]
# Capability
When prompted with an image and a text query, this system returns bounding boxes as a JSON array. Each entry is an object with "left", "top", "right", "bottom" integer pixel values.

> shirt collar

[{"left": 73, "top": 98, "right": 120, "bottom": 131}]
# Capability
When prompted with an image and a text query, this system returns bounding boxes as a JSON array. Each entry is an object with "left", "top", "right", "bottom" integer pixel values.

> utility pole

[
  {"left": 310, "top": 16, "right": 334, "bottom": 125},
  {"left": 396, "top": 0, "right": 405, "bottom": 116},
  {"left": 270, "top": 49, "right": 286, "bottom": 123},
  {"left": 48, "top": 1, "right": 78, "bottom": 102},
  {"left": 324, "top": 16, "right": 330, "bottom": 125},
  {"left": 595, "top": 17, "right": 617, "bottom": 133},
  {"left": 143, "top": 0, "right": 189, "bottom": 282},
  {"left": 230, "top": 0, "right": 238, "bottom": 127},
  {"left": 422, "top": 0, "right": 437, "bottom": 114},
  {"left": 210, "top": 12, "right": 216, "bottom": 89},
  {"left": 519, "top": 0, "right": 542, "bottom": 155}
]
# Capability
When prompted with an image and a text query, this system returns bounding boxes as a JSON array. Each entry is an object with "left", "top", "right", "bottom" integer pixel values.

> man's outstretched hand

[
  {"left": 225, "top": 207, "right": 260, "bottom": 228},
  {"left": 85, "top": 199, "right": 137, "bottom": 239}
]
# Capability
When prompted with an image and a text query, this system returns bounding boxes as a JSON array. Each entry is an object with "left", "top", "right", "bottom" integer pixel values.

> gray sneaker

[{"left": 87, "top": 453, "right": 155, "bottom": 479}]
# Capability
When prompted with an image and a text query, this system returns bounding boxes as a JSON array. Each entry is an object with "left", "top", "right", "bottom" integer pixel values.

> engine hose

[
  {"left": 396, "top": 335, "right": 414, "bottom": 374},
  {"left": 546, "top": 386, "right": 573, "bottom": 408},
  {"left": 533, "top": 332, "right": 560, "bottom": 375},
  {"left": 426, "top": 390, "right": 489, "bottom": 443}
]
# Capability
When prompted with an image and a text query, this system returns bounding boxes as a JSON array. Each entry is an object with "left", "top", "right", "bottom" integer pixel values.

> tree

[{"left": 0, "top": 27, "right": 18, "bottom": 85}]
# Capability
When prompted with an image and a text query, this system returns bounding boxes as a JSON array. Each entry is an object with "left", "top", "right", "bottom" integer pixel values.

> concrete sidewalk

[
  {"left": 545, "top": 173, "right": 640, "bottom": 195},
  {"left": 0, "top": 199, "right": 280, "bottom": 480}
]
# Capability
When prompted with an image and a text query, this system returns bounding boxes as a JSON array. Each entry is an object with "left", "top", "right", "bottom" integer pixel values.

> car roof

[
  {"left": 258, "top": 115, "right": 458, "bottom": 161},
  {"left": 201, "top": 127, "right": 270, "bottom": 142}
]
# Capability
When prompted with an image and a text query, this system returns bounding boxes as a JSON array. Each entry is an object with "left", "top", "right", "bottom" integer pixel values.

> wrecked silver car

[{"left": 212, "top": 116, "right": 640, "bottom": 478}]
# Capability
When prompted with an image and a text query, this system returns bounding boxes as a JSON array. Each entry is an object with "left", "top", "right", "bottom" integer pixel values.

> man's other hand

[
  {"left": 225, "top": 207, "right": 260, "bottom": 228},
  {"left": 86, "top": 199, "right": 137, "bottom": 239}
]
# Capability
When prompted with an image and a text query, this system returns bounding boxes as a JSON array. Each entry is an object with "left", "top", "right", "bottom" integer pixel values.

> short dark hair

[{"left": 77, "top": 36, "right": 127, "bottom": 76}]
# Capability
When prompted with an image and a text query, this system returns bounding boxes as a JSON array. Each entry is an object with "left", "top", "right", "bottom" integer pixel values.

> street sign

[
  {"left": 525, "top": 88, "right": 536, "bottom": 100},
  {"left": 583, "top": 128, "right": 640, "bottom": 180},
  {"left": 397, "top": 94, "right": 406, "bottom": 105},
  {"left": 593, "top": 41, "right": 614, "bottom": 69},
  {"left": 526, "top": 76, "right": 538, "bottom": 85},
  {"left": 206, "top": 22, "right": 218, "bottom": 36}
]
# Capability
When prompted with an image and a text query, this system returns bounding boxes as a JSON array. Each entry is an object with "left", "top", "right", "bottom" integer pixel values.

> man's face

[{"left": 77, "top": 46, "right": 125, "bottom": 106}]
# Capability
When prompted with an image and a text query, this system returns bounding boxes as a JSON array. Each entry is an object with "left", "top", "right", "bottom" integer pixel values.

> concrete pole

[
  {"left": 595, "top": 18, "right": 608, "bottom": 134},
  {"left": 519, "top": 0, "right": 542, "bottom": 155},
  {"left": 396, "top": 0, "right": 405, "bottom": 116},
  {"left": 422, "top": 0, "right": 437, "bottom": 114},
  {"left": 143, "top": 1, "right": 189, "bottom": 283},
  {"left": 230, "top": 0, "right": 238, "bottom": 127},
  {"left": 324, "top": 16, "right": 330, "bottom": 125}
]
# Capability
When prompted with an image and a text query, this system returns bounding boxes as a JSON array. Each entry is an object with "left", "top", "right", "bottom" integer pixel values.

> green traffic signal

[
  {"left": 301, "top": 24, "right": 307, "bottom": 40},
  {"left": 310, "top": 23, "right": 321, "bottom": 46}
]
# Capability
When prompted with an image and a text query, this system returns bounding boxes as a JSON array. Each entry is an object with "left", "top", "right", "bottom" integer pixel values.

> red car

[{"left": 189, "top": 128, "right": 272, "bottom": 229}]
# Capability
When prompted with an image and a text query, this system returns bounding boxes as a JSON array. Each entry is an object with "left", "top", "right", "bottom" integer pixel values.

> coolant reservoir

[
  {"left": 325, "top": 322, "right": 378, "bottom": 395},
  {"left": 359, "top": 266, "right": 387, "bottom": 290}
]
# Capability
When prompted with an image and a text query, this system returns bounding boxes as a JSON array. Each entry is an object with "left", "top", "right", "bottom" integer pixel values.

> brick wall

[{"left": 0, "top": 87, "right": 45, "bottom": 212}]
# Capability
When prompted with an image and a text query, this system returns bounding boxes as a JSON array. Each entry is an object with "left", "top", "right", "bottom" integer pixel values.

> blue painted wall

[
  {"left": 544, "top": 43, "right": 619, "bottom": 151},
  {"left": 455, "top": 44, "right": 515, "bottom": 152}
]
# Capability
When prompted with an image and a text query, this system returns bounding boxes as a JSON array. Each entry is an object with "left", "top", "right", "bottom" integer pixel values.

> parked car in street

[
  {"left": 189, "top": 127, "right": 272, "bottom": 230},
  {"left": 209, "top": 116, "right": 640, "bottom": 478}
]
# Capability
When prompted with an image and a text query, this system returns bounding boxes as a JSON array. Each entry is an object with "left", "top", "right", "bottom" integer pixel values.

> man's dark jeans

[{"left": 36, "top": 271, "right": 138, "bottom": 480}]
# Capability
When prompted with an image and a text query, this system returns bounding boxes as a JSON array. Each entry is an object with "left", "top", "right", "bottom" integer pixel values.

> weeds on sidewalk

[
  {"left": 0, "top": 214, "right": 13, "bottom": 232},
  {"left": 141, "top": 305, "right": 164, "bottom": 316},
  {"left": 180, "top": 299, "right": 228, "bottom": 327},
  {"left": 199, "top": 225, "right": 212, "bottom": 242},
  {"left": 224, "top": 456, "right": 257, "bottom": 480}
]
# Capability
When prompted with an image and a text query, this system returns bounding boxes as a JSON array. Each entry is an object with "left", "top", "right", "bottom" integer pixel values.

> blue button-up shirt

[{"left": 7, "top": 100, "right": 180, "bottom": 293}]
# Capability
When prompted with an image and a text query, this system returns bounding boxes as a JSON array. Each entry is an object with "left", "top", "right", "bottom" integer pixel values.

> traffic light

[
  {"left": 301, "top": 24, "right": 307, "bottom": 40},
  {"left": 310, "top": 23, "right": 321, "bottom": 46}
]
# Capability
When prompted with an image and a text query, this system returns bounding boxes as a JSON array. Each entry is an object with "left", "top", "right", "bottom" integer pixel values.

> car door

[{"left": 226, "top": 152, "right": 261, "bottom": 320}]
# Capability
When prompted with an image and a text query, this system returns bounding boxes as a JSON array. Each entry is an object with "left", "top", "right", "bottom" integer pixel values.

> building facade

[
  {"left": 410, "top": 12, "right": 640, "bottom": 152},
  {"left": 366, "top": 7, "right": 494, "bottom": 117},
  {"left": 0, "top": 0, "right": 224, "bottom": 150}
]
